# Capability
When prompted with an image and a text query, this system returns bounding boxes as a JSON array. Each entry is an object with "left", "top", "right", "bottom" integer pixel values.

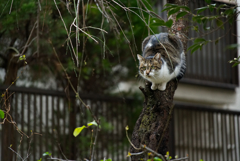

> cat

[{"left": 137, "top": 33, "right": 186, "bottom": 91}]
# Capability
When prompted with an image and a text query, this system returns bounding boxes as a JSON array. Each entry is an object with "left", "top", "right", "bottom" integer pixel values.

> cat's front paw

[
  {"left": 158, "top": 83, "right": 166, "bottom": 91},
  {"left": 151, "top": 84, "right": 157, "bottom": 90}
]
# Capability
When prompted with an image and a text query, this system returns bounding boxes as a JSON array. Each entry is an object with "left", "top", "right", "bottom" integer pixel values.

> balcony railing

[{"left": 182, "top": 0, "right": 239, "bottom": 88}]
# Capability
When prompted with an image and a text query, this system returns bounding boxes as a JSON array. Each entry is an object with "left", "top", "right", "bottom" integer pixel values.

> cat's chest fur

[{"left": 137, "top": 33, "right": 186, "bottom": 91}]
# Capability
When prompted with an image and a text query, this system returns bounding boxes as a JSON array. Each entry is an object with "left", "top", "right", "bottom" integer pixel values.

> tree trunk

[
  {"left": 2, "top": 54, "right": 20, "bottom": 161},
  {"left": 130, "top": 1, "right": 189, "bottom": 160}
]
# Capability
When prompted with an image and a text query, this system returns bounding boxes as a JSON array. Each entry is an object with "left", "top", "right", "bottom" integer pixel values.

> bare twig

[
  {"left": 90, "top": 124, "right": 100, "bottom": 161},
  {"left": 125, "top": 126, "right": 141, "bottom": 151},
  {"left": 37, "top": 0, "right": 40, "bottom": 57},
  {"left": 47, "top": 157, "right": 76, "bottom": 161},
  {"left": 20, "top": 21, "right": 37, "bottom": 56},
  {"left": 141, "top": 145, "right": 166, "bottom": 161},
  {"left": 171, "top": 157, "right": 189, "bottom": 161},
  {"left": 9, "top": 0, "right": 14, "bottom": 14},
  {"left": 49, "top": 39, "right": 99, "bottom": 125},
  {"left": 53, "top": 0, "right": 78, "bottom": 66},
  {"left": 8, "top": 147, "right": 24, "bottom": 160},
  {"left": 129, "top": 151, "right": 145, "bottom": 156}
]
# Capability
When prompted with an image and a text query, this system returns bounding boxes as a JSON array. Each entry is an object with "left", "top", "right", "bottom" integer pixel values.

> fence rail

[
  {"left": 183, "top": 0, "right": 239, "bottom": 88},
  {"left": 1, "top": 86, "right": 240, "bottom": 161},
  {"left": 0, "top": 86, "right": 135, "bottom": 161},
  {"left": 173, "top": 104, "right": 240, "bottom": 161}
]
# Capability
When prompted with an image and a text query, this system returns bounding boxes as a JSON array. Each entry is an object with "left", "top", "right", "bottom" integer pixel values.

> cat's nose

[{"left": 146, "top": 70, "right": 150, "bottom": 75}]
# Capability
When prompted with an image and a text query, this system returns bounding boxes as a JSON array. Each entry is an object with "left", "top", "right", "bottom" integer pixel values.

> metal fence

[
  {"left": 183, "top": 0, "right": 239, "bottom": 88},
  {"left": 0, "top": 86, "right": 136, "bottom": 161},
  {"left": 157, "top": 0, "right": 239, "bottom": 88},
  {"left": 1, "top": 86, "right": 240, "bottom": 161},
  {"left": 173, "top": 104, "right": 240, "bottom": 161}
]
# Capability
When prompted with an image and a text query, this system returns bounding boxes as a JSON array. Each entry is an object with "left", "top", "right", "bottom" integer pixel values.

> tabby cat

[{"left": 137, "top": 33, "right": 186, "bottom": 91}]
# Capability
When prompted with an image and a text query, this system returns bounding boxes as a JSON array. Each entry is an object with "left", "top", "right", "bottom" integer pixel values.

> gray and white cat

[{"left": 137, "top": 33, "right": 186, "bottom": 91}]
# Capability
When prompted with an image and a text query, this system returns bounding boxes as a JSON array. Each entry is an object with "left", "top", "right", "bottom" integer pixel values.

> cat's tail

[{"left": 176, "top": 52, "right": 186, "bottom": 81}]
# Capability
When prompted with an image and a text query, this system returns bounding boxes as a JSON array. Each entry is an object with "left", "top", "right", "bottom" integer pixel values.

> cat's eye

[
  {"left": 153, "top": 66, "right": 158, "bottom": 70},
  {"left": 140, "top": 67, "right": 146, "bottom": 70}
]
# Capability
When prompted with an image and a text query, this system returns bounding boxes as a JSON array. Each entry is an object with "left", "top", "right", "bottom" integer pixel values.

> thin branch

[
  {"left": 72, "top": 20, "right": 99, "bottom": 43},
  {"left": 47, "top": 157, "right": 76, "bottom": 161},
  {"left": 141, "top": 145, "right": 166, "bottom": 161},
  {"left": 90, "top": 125, "right": 100, "bottom": 161},
  {"left": 8, "top": 147, "right": 24, "bottom": 160},
  {"left": 125, "top": 127, "right": 141, "bottom": 150},
  {"left": 9, "top": 0, "right": 14, "bottom": 14},
  {"left": 37, "top": 1, "right": 40, "bottom": 57},
  {"left": 20, "top": 21, "right": 37, "bottom": 56},
  {"left": 129, "top": 151, "right": 145, "bottom": 156},
  {"left": 57, "top": 143, "right": 69, "bottom": 161},
  {"left": 171, "top": 157, "right": 189, "bottom": 161},
  {"left": 53, "top": 0, "right": 78, "bottom": 66},
  {"left": 49, "top": 39, "right": 99, "bottom": 125}
]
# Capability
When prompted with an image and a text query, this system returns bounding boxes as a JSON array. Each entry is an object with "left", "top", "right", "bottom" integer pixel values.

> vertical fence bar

[
  {"left": 40, "top": 95, "right": 43, "bottom": 159},
  {"left": 46, "top": 95, "right": 49, "bottom": 155},
  {"left": 33, "top": 94, "right": 36, "bottom": 160},
  {"left": 51, "top": 96, "right": 54, "bottom": 156},
  {"left": 222, "top": 114, "right": 227, "bottom": 161}
]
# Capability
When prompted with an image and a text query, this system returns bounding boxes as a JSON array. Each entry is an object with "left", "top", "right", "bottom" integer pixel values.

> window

[{"left": 158, "top": 0, "right": 239, "bottom": 88}]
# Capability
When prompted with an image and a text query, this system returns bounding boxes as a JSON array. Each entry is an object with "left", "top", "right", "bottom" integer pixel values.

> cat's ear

[
  {"left": 137, "top": 54, "right": 144, "bottom": 61},
  {"left": 153, "top": 53, "right": 161, "bottom": 61}
]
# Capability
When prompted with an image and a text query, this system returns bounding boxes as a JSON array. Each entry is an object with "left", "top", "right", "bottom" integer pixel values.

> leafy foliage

[
  {"left": 42, "top": 152, "right": 52, "bottom": 156},
  {"left": 73, "top": 120, "right": 98, "bottom": 137},
  {"left": 0, "top": 109, "right": 4, "bottom": 119},
  {"left": 162, "top": 2, "right": 237, "bottom": 55}
]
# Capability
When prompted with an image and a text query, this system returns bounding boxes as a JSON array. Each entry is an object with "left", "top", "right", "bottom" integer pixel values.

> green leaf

[
  {"left": 100, "top": 159, "right": 112, "bottom": 161},
  {"left": 43, "top": 152, "right": 52, "bottom": 156},
  {"left": 168, "top": 7, "right": 180, "bottom": 17},
  {"left": 165, "top": 19, "right": 173, "bottom": 28},
  {"left": 38, "top": 158, "right": 42, "bottom": 161},
  {"left": 180, "top": 6, "right": 190, "bottom": 12},
  {"left": 87, "top": 120, "right": 98, "bottom": 127},
  {"left": 153, "top": 157, "right": 162, "bottom": 161},
  {"left": 227, "top": 44, "right": 240, "bottom": 49},
  {"left": 224, "top": 8, "right": 235, "bottom": 16},
  {"left": 192, "top": 26, "right": 199, "bottom": 32},
  {"left": 162, "top": 6, "right": 175, "bottom": 12},
  {"left": 196, "top": 6, "right": 208, "bottom": 14},
  {"left": 204, "top": 0, "right": 211, "bottom": 4},
  {"left": 216, "top": 19, "right": 224, "bottom": 29},
  {"left": 19, "top": 55, "right": 26, "bottom": 61},
  {"left": 192, "top": 15, "right": 204, "bottom": 24},
  {"left": 164, "top": 3, "right": 178, "bottom": 7},
  {"left": 0, "top": 110, "right": 4, "bottom": 119},
  {"left": 232, "top": 62, "right": 240, "bottom": 67},
  {"left": 217, "top": 4, "right": 227, "bottom": 13},
  {"left": 176, "top": 11, "right": 188, "bottom": 20},
  {"left": 73, "top": 126, "right": 86, "bottom": 137},
  {"left": 209, "top": 4, "right": 216, "bottom": 12},
  {"left": 190, "top": 45, "right": 202, "bottom": 54},
  {"left": 229, "top": 16, "right": 234, "bottom": 25},
  {"left": 150, "top": 18, "right": 166, "bottom": 27},
  {"left": 187, "top": 43, "right": 200, "bottom": 51},
  {"left": 194, "top": 38, "right": 206, "bottom": 44}
]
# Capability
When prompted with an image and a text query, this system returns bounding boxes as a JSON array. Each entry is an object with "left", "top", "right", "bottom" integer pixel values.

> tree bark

[
  {"left": 130, "top": 1, "right": 189, "bottom": 160},
  {"left": 130, "top": 80, "right": 178, "bottom": 160}
]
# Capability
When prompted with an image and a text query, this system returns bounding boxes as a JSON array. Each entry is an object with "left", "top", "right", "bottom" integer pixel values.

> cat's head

[{"left": 137, "top": 53, "right": 162, "bottom": 78}]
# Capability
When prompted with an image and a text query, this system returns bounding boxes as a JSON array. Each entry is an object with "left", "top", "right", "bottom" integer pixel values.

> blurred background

[{"left": 0, "top": 0, "right": 240, "bottom": 161}]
